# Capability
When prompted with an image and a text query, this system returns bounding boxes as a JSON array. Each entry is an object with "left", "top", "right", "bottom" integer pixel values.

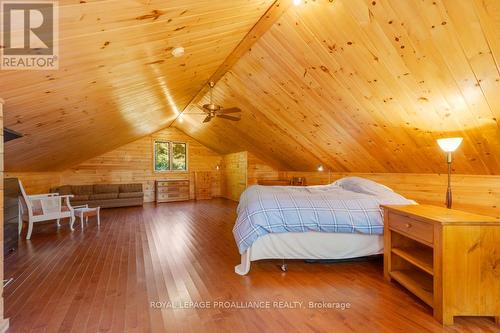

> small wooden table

[
  {"left": 382, "top": 204, "right": 500, "bottom": 326},
  {"left": 72, "top": 205, "right": 101, "bottom": 229}
]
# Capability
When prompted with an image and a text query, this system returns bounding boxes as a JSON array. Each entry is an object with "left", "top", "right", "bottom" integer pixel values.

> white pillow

[{"left": 332, "top": 177, "right": 393, "bottom": 195}]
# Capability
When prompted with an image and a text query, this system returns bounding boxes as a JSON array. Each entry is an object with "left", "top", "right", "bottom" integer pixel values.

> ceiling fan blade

[
  {"left": 218, "top": 107, "right": 241, "bottom": 114},
  {"left": 216, "top": 114, "right": 240, "bottom": 121},
  {"left": 203, "top": 115, "right": 212, "bottom": 123}
]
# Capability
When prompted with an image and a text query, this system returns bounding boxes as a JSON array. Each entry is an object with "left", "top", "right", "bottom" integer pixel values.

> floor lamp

[
  {"left": 437, "top": 137, "right": 463, "bottom": 209},
  {"left": 317, "top": 165, "right": 331, "bottom": 183}
]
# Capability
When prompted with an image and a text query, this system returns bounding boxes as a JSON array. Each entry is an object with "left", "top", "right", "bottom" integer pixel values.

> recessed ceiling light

[
  {"left": 293, "top": 0, "right": 302, "bottom": 5},
  {"left": 172, "top": 47, "right": 185, "bottom": 58}
]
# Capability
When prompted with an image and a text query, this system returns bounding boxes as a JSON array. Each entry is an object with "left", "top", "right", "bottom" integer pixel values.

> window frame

[{"left": 153, "top": 140, "right": 188, "bottom": 173}]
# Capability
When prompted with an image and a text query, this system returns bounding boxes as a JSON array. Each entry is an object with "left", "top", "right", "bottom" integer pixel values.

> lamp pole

[
  {"left": 437, "top": 137, "right": 462, "bottom": 210},
  {"left": 446, "top": 152, "right": 452, "bottom": 209}
]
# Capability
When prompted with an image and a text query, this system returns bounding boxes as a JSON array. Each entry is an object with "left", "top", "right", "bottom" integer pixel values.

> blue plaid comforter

[{"left": 233, "top": 185, "right": 415, "bottom": 254}]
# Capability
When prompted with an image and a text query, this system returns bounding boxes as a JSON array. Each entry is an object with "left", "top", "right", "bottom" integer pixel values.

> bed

[{"left": 233, "top": 177, "right": 416, "bottom": 275}]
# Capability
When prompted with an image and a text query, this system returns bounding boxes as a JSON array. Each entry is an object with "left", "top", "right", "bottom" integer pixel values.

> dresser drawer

[
  {"left": 157, "top": 180, "right": 189, "bottom": 187},
  {"left": 157, "top": 193, "right": 189, "bottom": 200},
  {"left": 157, "top": 186, "right": 189, "bottom": 193},
  {"left": 388, "top": 212, "right": 433, "bottom": 245}
]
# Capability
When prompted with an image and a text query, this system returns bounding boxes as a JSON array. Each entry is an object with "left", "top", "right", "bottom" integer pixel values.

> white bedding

[{"left": 234, "top": 177, "right": 416, "bottom": 275}]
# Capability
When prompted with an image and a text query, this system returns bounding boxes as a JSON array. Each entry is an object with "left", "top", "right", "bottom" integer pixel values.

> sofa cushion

[
  {"left": 72, "top": 194, "right": 89, "bottom": 201},
  {"left": 89, "top": 193, "right": 118, "bottom": 200},
  {"left": 118, "top": 192, "right": 143, "bottom": 199},
  {"left": 71, "top": 185, "right": 94, "bottom": 195},
  {"left": 94, "top": 184, "right": 120, "bottom": 194},
  {"left": 119, "top": 183, "right": 142, "bottom": 193}
]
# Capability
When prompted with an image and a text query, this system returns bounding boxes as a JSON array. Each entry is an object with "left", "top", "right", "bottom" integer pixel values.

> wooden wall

[
  {"left": 247, "top": 152, "right": 281, "bottom": 186},
  {"left": 221, "top": 152, "right": 248, "bottom": 201},
  {"left": 246, "top": 153, "right": 500, "bottom": 218},
  {"left": 288, "top": 172, "right": 499, "bottom": 218},
  {"left": 7, "top": 128, "right": 222, "bottom": 202},
  {"left": 3, "top": 173, "right": 61, "bottom": 195},
  {"left": 0, "top": 100, "right": 9, "bottom": 331},
  {"left": 7, "top": 143, "right": 499, "bottom": 219}
]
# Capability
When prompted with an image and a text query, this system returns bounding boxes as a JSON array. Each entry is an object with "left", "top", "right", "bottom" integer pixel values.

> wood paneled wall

[
  {"left": 7, "top": 128, "right": 222, "bottom": 202},
  {"left": 3, "top": 172, "right": 61, "bottom": 195},
  {"left": 287, "top": 172, "right": 499, "bottom": 218},
  {"left": 247, "top": 152, "right": 281, "bottom": 186},
  {"left": 246, "top": 153, "right": 500, "bottom": 218},
  {"left": 0, "top": 100, "right": 9, "bottom": 332},
  {"left": 8, "top": 144, "right": 498, "bottom": 219},
  {"left": 221, "top": 152, "right": 248, "bottom": 201}
]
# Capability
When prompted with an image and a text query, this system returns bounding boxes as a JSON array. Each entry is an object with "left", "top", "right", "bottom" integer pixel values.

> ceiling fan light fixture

[
  {"left": 171, "top": 47, "right": 185, "bottom": 58},
  {"left": 199, "top": 81, "right": 242, "bottom": 123},
  {"left": 203, "top": 103, "right": 221, "bottom": 112}
]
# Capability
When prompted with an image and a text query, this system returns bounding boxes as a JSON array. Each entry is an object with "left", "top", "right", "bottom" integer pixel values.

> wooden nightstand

[{"left": 382, "top": 204, "right": 500, "bottom": 326}]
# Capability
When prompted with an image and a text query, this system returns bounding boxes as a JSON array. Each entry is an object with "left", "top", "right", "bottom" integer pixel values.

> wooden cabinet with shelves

[
  {"left": 155, "top": 180, "right": 190, "bottom": 203},
  {"left": 383, "top": 204, "right": 500, "bottom": 326},
  {"left": 194, "top": 172, "right": 212, "bottom": 200}
]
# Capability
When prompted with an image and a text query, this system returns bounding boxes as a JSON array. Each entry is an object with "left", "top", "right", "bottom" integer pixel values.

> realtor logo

[{"left": 1, "top": 1, "right": 59, "bottom": 70}]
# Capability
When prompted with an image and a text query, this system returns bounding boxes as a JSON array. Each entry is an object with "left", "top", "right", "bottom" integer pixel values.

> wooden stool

[{"left": 72, "top": 205, "right": 101, "bottom": 230}]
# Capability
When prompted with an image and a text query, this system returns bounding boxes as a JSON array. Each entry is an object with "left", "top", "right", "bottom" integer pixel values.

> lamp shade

[{"left": 437, "top": 137, "right": 463, "bottom": 152}]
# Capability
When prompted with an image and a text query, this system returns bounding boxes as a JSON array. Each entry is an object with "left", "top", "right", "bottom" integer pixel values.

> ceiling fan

[{"left": 193, "top": 81, "right": 242, "bottom": 123}]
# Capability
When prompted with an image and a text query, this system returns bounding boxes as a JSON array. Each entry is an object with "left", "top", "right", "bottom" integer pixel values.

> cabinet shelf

[
  {"left": 392, "top": 247, "right": 433, "bottom": 276},
  {"left": 390, "top": 269, "right": 433, "bottom": 307}
]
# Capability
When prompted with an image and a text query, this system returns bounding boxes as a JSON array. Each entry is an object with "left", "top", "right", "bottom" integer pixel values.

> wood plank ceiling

[
  {"left": 175, "top": 0, "right": 500, "bottom": 174},
  {"left": 1, "top": 0, "right": 275, "bottom": 171},
  {"left": 2, "top": 0, "right": 500, "bottom": 175}
]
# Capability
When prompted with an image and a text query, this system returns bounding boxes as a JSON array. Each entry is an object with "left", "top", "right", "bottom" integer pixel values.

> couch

[{"left": 50, "top": 183, "right": 144, "bottom": 208}]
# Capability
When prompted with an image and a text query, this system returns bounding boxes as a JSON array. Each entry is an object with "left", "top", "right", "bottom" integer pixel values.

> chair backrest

[
  {"left": 18, "top": 180, "right": 59, "bottom": 215},
  {"left": 18, "top": 179, "right": 29, "bottom": 215},
  {"left": 40, "top": 197, "right": 61, "bottom": 214}
]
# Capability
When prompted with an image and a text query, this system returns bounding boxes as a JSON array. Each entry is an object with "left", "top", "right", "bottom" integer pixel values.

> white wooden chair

[{"left": 18, "top": 180, "right": 76, "bottom": 239}]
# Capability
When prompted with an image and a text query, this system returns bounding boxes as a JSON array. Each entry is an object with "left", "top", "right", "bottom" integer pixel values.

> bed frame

[{"left": 235, "top": 232, "right": 383, "bottom": 275}]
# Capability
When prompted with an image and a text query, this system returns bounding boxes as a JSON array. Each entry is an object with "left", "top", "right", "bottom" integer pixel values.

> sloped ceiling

[
  {"left": 176, "top": 0, "right": 500, "bottom": 174},
  {"left": 1, "top": 0, "right": 274, "bottom": 171}
]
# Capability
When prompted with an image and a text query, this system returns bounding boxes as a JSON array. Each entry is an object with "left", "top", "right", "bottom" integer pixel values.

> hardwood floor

[{"left": 4, "top": 199, "right": 498, "bottom": 332}]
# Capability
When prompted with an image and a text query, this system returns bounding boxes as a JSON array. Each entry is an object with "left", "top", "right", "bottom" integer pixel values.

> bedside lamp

[{"left": 437, "top": 137, "right": 463, "bottom": 209}]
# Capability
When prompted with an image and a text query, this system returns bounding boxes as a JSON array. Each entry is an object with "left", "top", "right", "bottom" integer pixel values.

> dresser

[
  {"left": 155, "top": 180, "right": 190, "bottom": 203},
  {"left": 194, "top": 172, "right": 212, "bottom": 200},
  {"left": 382, "top": 204, "right": 500, "bottom": 325}
]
